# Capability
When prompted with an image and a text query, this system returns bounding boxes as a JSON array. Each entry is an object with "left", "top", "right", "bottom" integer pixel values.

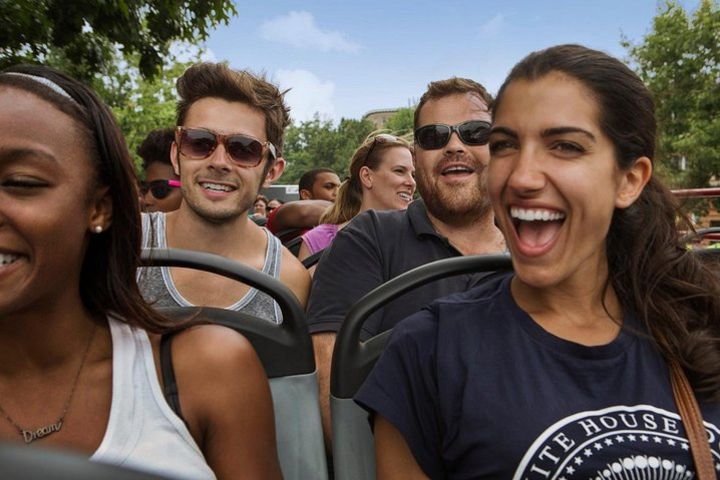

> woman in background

[
  {"left": 267, "top": 197, "right": 284, "bottom": 213},
  {"left": 298, "top": 132, "right": 416, "bottom": 268},
  {"left": 252, "top": 194, "right": 269, "bottom": 218}
]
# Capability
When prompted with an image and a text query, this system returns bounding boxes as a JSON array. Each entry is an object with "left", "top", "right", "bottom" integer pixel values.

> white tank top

[{"left": 89, "top": 316, "right": 216, "bottom": 479}]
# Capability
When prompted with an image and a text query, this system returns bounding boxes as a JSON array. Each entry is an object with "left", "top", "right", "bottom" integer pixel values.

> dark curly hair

[{"left": 137, "top": 127, "right": 175, "bottom": 171}]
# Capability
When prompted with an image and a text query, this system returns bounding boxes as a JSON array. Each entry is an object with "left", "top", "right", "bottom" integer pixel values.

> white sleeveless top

[{"left": 89, "top": 317, "right": 216, "bottom": 479}]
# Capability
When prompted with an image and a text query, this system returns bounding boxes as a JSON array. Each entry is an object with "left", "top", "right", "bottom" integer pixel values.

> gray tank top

[{"left": 137, "top": 212, "right": 283, "bottom": 324}]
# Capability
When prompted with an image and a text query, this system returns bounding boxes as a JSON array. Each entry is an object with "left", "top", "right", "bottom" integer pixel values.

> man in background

[
  {"left": 299, "top": 168, "right": 341, "bottom": 201},
  {"left": 266, "top": 167, "right": 341, "bottom": 241}
]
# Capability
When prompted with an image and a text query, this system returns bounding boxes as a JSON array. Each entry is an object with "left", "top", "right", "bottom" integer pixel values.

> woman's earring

[{"left": 93, "top": 225, "right": 103, "bottom": 234}]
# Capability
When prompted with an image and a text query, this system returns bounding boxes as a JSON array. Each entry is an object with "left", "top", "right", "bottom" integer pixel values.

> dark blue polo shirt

[{"left": 306, "top": 200, "right": 483, "bottom": 340}]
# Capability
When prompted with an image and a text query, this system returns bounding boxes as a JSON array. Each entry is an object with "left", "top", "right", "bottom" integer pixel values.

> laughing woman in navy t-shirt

[{"left": 356, "top": 44, "right": 720, "bottom": 479}]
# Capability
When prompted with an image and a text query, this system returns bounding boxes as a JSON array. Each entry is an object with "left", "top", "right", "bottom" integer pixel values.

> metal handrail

[
  {"left": 140, "top": 248, "right": 315, "bottom": 377},
  {"left": 672, "top": 188, "right": 720, "bottom": 198},
  {"left": 331, "top": 254, "right": 513, "bottom": 398}
]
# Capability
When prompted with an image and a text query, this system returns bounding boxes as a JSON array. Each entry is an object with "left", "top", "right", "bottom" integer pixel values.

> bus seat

[
  {"left": 330, "top": 247, "right": 720, "bottom": 479},
  {"left": 284, "top": 236, "right": 304, "bottom": 257},
  {"left": 273, "top": 227, "right": 306, "bottom": 244},
  {"left": 301, "top": 248, "right": 325, "bottom": 269},
  {"left": 141, "top": 248, "right": 328, "bottom": 480},
  {"left": 0, "top": 442, "right": 169, "bottom": 479},
  {"left": 330, "top": 254, "right": 513, "bottom": 480}
]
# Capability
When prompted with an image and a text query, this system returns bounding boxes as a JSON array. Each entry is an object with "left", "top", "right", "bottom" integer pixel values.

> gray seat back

[
  {"left": 271, "top": 374, "right": 327, "bottom": 479},
  {"left": 330, "top": 247, "right": 720, "bottom": 479},
  {"left": 331, "top": 396, "right": 375, "bottom": 480},
  {"left": 0, "top": 442, "right": 169, "bottom": 479},
  {"left": 331, "top": 254, "right": 513, "bottom": 480},
  {"left": 142, "top": 248, "right": 328, "bottom": 480}
]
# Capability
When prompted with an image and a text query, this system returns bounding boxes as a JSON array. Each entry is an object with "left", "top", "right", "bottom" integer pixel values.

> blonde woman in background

[{"left": 297, "top": 132, "right": 416, "bottom": 270}]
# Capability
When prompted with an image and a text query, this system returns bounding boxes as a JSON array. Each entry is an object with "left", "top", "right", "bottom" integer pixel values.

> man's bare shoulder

[
  {"left": 233, "top": 220, "right": 276, "bottom": 262},
  {"left": 278, "top": 246, "right": 311, "bottom": 307}
]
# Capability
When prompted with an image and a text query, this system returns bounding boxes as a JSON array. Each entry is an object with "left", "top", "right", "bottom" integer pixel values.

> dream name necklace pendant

[
  {"left": 0, "top": 324, "right": 96, "bottom": 444},
  {"left": 21, "top": 420, "right": 64, "bottom": 444}
]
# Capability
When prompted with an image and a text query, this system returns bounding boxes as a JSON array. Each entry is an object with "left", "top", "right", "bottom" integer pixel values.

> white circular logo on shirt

[{"left": 513, "top": 405, "right": 720, "bottom": 480}]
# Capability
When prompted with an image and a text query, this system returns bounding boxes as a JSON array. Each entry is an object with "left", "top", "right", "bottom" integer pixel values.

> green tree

[
  {"left": 282, "top": 117, "right": 338, "bottom": 182},
  {"left": 112, "top": 59, "right": 191, "bottom": 172},
  {"left": 334, "top": 117, "right": 378, "bottom": 171},
  {"left": 624, "top": 0, "right": 720, "bottom": 188},
  {"left": 281, "top": 116, "right": 375, "bottom": 183},
  {"left": 384, "top": 107, "right": 416, "bottom": 136},
  {"left": 0, "top": 0, "right": 236, "bottom": 80}
]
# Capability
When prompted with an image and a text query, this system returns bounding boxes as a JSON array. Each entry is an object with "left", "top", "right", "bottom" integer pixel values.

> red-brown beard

[{"left": 415, "top": 156, "right": 492, "bottom": 226}]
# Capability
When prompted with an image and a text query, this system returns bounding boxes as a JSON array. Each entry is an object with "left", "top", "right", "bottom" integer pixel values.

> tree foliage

[
  {"left": 280, "top": 108, "right": 420, "bottom": 184},
  {"left": 111, "top": 58, "right": 192, "bottom": 172},
  {"left": 624, "top": 0, "right": 720, "bottom": 188},
  {"left": 384, "top": 107, "right": 416, "bottom": 136},
  {"left": 0, "top": 0, "right": 236, "bottom": 80},
  {"left": 281, "top": 116, "right": 376, "bottom": 183}
]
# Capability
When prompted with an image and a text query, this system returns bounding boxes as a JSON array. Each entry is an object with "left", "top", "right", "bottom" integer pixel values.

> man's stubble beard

[
  {"left": 181, "top": 183, "right": 256, "bottom": 224},
  {"left": 415, "top": 163, "right": 492, "bottom": 227},
  {"left": 174, "top": 154, "right": 271, "bottom": 225}
]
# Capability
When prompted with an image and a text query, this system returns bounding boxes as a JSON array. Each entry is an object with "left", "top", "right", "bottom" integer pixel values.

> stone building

[{"left": 362, "top": 108, "right": 400, "bottom": 129}]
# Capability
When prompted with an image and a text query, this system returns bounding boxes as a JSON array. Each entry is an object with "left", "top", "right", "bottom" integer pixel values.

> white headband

[{"left": 3, "top": 72, "right": 77, "bottom": 104}]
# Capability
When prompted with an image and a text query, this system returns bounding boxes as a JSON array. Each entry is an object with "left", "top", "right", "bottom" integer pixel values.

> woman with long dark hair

[
  {"left": 0, "top": 65, "right": 282, "bottom": 479},
  {"left": 356, "top": 44, "right": 720, "bottom": 478}
]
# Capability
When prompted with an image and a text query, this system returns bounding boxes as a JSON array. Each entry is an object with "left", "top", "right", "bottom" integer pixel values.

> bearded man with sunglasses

[
  {"left": 307, "top": 77, "right": 505, "bottom": 445},
  {"left": 137, "top": 63, "right": 310, "bottom": 323}
]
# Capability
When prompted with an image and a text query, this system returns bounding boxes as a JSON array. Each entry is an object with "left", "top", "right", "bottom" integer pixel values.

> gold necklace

[{"left": 0, "top": 324, "right": 97, "bottom": 444}]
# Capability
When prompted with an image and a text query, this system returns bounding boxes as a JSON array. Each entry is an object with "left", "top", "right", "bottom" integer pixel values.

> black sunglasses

[
  {"left": 140, "top": 179, "right": 181, "bottom": 200},
  {"left": 414, "top": 120, "right": 491, "bottom": 150},
  {"left": 176, "top": 126, "right": 277, "bottom": 168}
]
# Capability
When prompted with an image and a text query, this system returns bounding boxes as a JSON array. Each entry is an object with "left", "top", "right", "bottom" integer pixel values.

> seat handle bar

[
  {"left": 332, "top": 254, "right": 513, "bottom": 398},
  {"left": 140, "top": 248, "right": 308, "bottom": 337}
]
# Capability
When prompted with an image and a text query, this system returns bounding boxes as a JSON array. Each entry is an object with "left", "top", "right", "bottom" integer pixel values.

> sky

[{"left": 201, "top": 0, "right": 700, "bottom": 124}]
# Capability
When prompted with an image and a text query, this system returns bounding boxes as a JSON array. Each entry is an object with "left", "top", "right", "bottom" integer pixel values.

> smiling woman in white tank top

[{"left": 0, "top": 66, "right": 282, "bottom": 479}]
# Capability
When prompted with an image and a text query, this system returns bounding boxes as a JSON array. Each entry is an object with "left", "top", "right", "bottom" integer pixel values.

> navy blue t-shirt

[{"left": 356, "top": 273, "right": 720, "bottom": 479}]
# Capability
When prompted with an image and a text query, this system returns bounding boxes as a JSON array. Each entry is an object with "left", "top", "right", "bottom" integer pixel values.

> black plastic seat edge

[
  {"left": 0, "top": 441, "right": 170, "bottom": 479},
  {"left": 301, "top": 248, "right": 325, "bottom": 269},
  {"left": 158, "top": 307, "right": 311, "bottom": 378},
  {"left": 332, "top": 254, "right": 513, "bottom": 399},
  {"left": 141, "top": 248, "right": 315, "bottom": 376},
  {"left": 285, "top": 236, "right": 304, "bottom": 256}
]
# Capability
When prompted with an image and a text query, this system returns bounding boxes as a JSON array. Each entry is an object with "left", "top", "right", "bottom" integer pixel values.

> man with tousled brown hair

[
  {"left": 307, "top": 77, "right": 506, "bottom": 446},
  {"left": 137, "top": 63, "right": 310, "bottom": 323}
]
